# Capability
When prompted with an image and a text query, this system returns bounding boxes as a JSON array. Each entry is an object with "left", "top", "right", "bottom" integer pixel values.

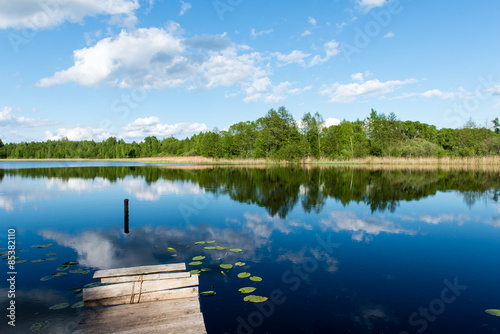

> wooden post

[{"left": 124, "top": 199, "right": 129, "bottom": 234}]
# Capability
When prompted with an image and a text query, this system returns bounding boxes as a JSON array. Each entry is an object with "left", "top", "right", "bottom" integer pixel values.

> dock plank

[
  {"left": 84, "top": 286, "right": 199, "bottom": 307},
  {"left": 93, "top": 263, "right": 186, "bottom": 279},
  {"left": 100, "top": 271, "right": 190, "bottom": 284},
  {"left": 84, "top": 276, "right": 198, "bottom": 302}
]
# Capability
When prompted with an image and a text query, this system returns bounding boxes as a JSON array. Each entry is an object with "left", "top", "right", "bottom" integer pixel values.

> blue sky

[{"left": 1, "top": 0, "right": 499, "bottom": 143}]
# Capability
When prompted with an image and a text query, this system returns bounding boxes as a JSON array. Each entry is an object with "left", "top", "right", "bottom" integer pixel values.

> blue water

[{"left": 0, "top": 162, "right": 499, "bottom": 333}]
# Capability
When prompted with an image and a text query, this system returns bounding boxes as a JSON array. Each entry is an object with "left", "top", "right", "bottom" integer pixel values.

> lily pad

[
  {"left": 3, "top": 256, "right": 19, "bottom": 260},
  {"left": 63, "top": 261, "right": 79, "bottom": 266},
  {"left": 51, "top": 272, "right": 67, "bottom": 277},
  {"left": 195, "top": 241, "right": 206, "bottom": 245},
  {"left": 189, "top": 269, "right": 201, "bottom": 275},
  {"left": 69, "top": 268, "right": 90, "bottom": 274},
  {"left": 30, "top": 320, "right": 51, "bottom": 332},
  {"left": 71, "top": 301, "right": 84, "bottom": 308},
  {"left": 31, "top": 259, "right": 46, "bottom": 263},
  {"left": 243, "top": 295, "right": 268, "bottom": 303},
  {"left": 221, "top": 271, "right": 227, "bottom": 277},
  {"left": 201, "top": 268, "right": 211, "bottom": 272},
  {"left": 239, "top": 287, "right": 257, "bottom": 294},
  {"left": 238, "top": 272, "right": 251, "bottom": 278},
  {"left": 166, "top": 247, "right": 176, "bottom": 251},
  {"left": 205, "top": 240, "right": 216, "bottom": 244},
  {"left": 37, "top": 244, "right": 53, "bottom": 249},
  {"left": 171, "top": 254, "right": 177, "bottom": 257},
  {"left": 68, "top": 287, "right": 83, "bottom": 294},
  {"left": 235, "top": 262, "right": 245, "bottom": 266},
  {"left": 485, "top": 309, "right": 500, "bottom": 317},
  {"left": 56, "top": 266, "right": 70, "bottom": 271},
  {"left": 192, "top": 256, "right": 206, "bottom": 261},
  {"left": 18, "top": 249, "right": 28, "bottom": 253},
  {"left": 189, "top": 261, "right": 203, "bottom": 266},
  {"left": 40, "top": 275, "right": 53, "bottom": 281},
  {"left": 230, "top": 248, "right": 243, "bottom": 253},
  {"left": 0, "top": 251, "right": 9, "bottom": 256},
  {"left": 220, "top": 264, "right": 233, "bottom": 269},
  {"left": 249, "top": 276, "right": 262, "bottom": 282},
  {"left": 200, "top": 291, "right": 216, "bottom": 296},
  {"left": 215, "top": 246, "right": 227, "bottom": 250},
  {"left": 46, "top": 253, "right": 56, "bottom": 256},
  {"left": 204, "top": 246, "right": 217, "bottom": 250},
  {"left": 84, "top": 282, "right": 100, "bottom": 288},
  {"left": 49, "top": 303, "right": 70, "bottom": 310},
  {"left": 15, "top": 260, "right": 27, "bottom": 264},
  {"left": 46, "top": 257, "right": 57, "bottom": 261}
]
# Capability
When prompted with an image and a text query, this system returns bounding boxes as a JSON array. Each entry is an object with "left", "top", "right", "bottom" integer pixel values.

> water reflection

[{"left": 1, "top": 166, "right": 499, "bottom": 218}]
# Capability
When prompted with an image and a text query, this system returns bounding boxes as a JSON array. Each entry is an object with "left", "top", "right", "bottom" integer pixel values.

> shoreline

[{"left": 2, "top": 156, "right": 500, "bottom": 166}]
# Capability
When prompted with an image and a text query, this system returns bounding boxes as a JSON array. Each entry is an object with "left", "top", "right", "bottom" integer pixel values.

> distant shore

[{"left": 3, "top": 156, "right": 500, "bottom": 166}]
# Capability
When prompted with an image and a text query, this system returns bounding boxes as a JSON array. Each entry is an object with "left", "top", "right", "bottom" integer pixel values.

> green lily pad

[
  {"left": 171, "top": 254, "right": 177, "bottom": 257},
  {"left": 69, "top": 268, "right": 90, "bottom": 274},
  {"left": 37, "top": 244, "right": 53, "bottom": 249},
  {"left": 220, "top": 264, "right": 233, "bottom": 269},
  {"left": 62, "top": 261, "right": 79, "bottom": 266},
  {"left": 68, "top": 287, "right": 83, "bottom": 294},
  {"left": 74, "top": 292, "right": 83, "bottom": 298},
  {"left": 192, "top": 256, "right": 206, "bottom": 261},
  {"left": 238, "top": 272, "right": 251, "bottom": 278},
  {"left": 49, "top": 302, "right": 70, "bottom": 310},
  {"left": 235, "top": 262, "right": 245, "bottom": 266},
  {"left": 189, "top": 261, "right": 202, "bottom": 266},
  {"left": 195, "top": 241, "right": 206, "bottom": 245},
  {"left": 57, "top": 266, "right": 70, "bottom": 271},
  {"left": 200, "top": 291, "right": 216, "bottom": 296},
  {"left": 201, "top": 268, "right": 211, "bottom": 272},
  {"left": 40, "top": 275, "right": 53, "bottom": 281},
  {"left": 485, "top": 309, "right": 500, "bottom": 317},
  {"left": 205, "top": 240, "right": 216, "bottom": 244},
  {"left": 0, "top": 251, "right": 9, "bottom": 256},
  {"left": 31, "top": 259, "right": 46, "bottom": 263},
  {"left": 204, "top": 246, "right": 217, "bottom": 250},
  {"left": 166, "top": 247, "right": 175, "bottom": 251},
  {"left": 249, "top": 276, "right": 262, "bottom": 282},
  {"left": 189, "top": 269, "right": 201, "bottom": 275},
  {"left": 239, "top": 287, "right": 257, "bottom": 294},
  {"left": 46, "top": 253, "right": 56, "bottom": 256},
  {"left": 18, "top": 249, "right": 28, "bottom": 253},
  {"left": 46, "top": 257, "right": 57, "bottom": 261},
  {"left": 15, "top": 260, "right": 27, "bottom": 264},
  {"left": 51, "top": 272, "right": 67, "bottom": 277},
  {"left": 30, "top": 320, "right": 51, "bottom": 332},
  {"left": 71, "top": 301, "right": 84, "bottom": 308},
  {"left": 230, "top": 248, "right": 243, "bottom": 253},
  {"left": 243, "top": 295, "right": 268, "bottom": 303},
  {"left": 84, "top": 282, "right": 100, "bottom": 288},
  {"left": 215, "top": 246, "right": 227, "bottom": 250}
]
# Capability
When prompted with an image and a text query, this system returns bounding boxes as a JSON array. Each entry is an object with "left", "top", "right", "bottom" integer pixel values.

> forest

[{"left": 1, "top": 108, "right": 499, "bottom": 161}]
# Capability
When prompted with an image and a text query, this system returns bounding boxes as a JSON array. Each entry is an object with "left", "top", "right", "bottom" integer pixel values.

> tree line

[{"left": 1, "top": 107, "right": 499, "bottom": 160}]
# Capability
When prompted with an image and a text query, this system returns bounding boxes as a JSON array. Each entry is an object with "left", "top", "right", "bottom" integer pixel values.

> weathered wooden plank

[
  {"left": 100, "top": 271, "right": 190, "bottom": 284},
  {"left": 74, "top": 298, "right": 202, "bottom": 333},
  {"left": 84, "top": 276, "right": 199, "bottom": 302},
  {"left": 93, "top": 263, "right": 186, "bottom": 279},
  {"left": 84, "top": 286, "right": 199, "bottom": 307}
]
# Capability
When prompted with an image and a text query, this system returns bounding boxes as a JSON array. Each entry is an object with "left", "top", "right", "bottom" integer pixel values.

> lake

[{"left": 1, "top": 161, "right": 500, "bottom": 333}]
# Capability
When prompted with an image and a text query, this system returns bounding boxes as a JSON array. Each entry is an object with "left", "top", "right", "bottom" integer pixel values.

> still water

[{"left": 1, "top": 162, "right": 500, "bottom": 333}]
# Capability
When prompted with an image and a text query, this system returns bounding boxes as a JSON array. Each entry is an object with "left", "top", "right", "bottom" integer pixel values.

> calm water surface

[{"left": 1, "top": 162, "right": 500, "bottom": 333}]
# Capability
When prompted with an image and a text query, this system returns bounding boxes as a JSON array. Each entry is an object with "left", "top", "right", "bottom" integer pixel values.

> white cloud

[
  {"left": 250, "top": 28, "right": 273, "bottom": 39},
  {"left": 288, "top": 85, "right": 312, "bottom": 95},
  {"left": 420, "top": 89, "right": 456, "bottom": 100},
  {"left": 123, "top": 179, "right": 204, "bottom": 201},
  {"left": 274, "top": 50, "right": 311, "bottom": 66},
  {"left": 357, "top": 0, "right": 389, "bottom": 12},
  {"left": 384, "top": 31, "right": 395, "bottom": 38},
  {"left": 320, "top": 76, "right": 417, "bottom": 103},
  {"left": 308, "top": 16, "right": 317, "bottom": 26},
  {"left": 45, "top": 127, "right": 114, "bottom": 141},
  {"left": 0, "top": 0, "right": 139, "bottom": 29},
  {"left": 37, "top": 24, "right": 273, "bottom": 102},
  {"left": 301, "top": 30, "right": 312, "bottom": 36},
  {"left": 243, "top": 79, "right": 292, "bottom": 103},
  {"left": 122, "top": 117, "right": 208, "bottom": 140},
  {"left": 0, "top": 106, "right": 52, "bottom": 127},
  {"left": 179, "top": 1, "right": 191, "bottom": 16},
  {"left": 309, "top": 40, "right": 340, "bottom": 66},
  {"left": 324, "top": 117, "right": 341, "bottom": 127}
]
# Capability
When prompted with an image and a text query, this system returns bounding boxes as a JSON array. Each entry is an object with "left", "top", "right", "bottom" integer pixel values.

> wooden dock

[{"left": 73, "top": 263, "right": 207, "bottom": 334}]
